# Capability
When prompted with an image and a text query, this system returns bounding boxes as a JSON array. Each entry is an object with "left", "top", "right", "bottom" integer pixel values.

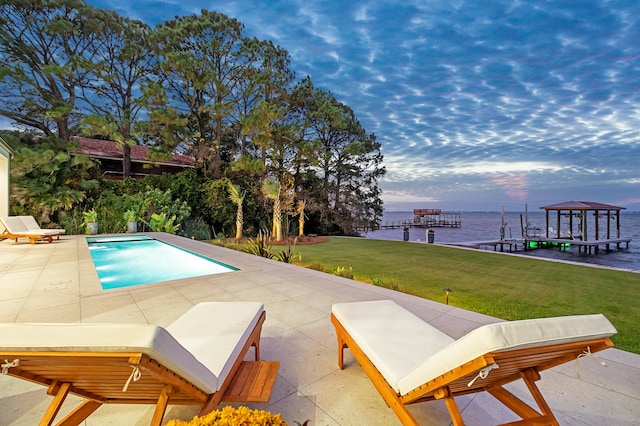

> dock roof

[{"left": 540, "top": 201, "right": 626, "bottom": 211}]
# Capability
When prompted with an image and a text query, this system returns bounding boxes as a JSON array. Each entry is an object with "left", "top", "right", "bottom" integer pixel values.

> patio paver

[{"left": 1, "top": 234, "right": 639, "bottom": 425}]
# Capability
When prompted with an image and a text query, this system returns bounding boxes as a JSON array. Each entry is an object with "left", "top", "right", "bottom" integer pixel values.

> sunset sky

[{"left": 63, "top": 1, "right": 640, "bottom": 211}]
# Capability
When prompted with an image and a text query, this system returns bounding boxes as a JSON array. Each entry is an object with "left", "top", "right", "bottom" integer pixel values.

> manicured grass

[{"left": 290, "top": 237, "right": 640, "bottom": 354}]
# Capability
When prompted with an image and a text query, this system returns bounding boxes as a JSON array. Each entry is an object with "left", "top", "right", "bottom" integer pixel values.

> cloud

[{"left": 75, "top": 1, "right": 640, "bottom": 211}]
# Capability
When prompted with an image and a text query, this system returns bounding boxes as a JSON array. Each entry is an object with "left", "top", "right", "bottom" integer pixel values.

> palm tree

[
  {"left": 228, "top": 182, "right": 246, "bottom": 240},
  {"left": 295, "top": 199, "right": 307, "bottom": 237},
  {"left": 261, "top": 178, "right": 282, "bottom": 241}
]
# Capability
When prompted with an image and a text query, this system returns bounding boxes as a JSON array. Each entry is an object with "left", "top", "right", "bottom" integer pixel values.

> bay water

[{"left": 365, "top": 211, "right": 640, "bottom": 273}]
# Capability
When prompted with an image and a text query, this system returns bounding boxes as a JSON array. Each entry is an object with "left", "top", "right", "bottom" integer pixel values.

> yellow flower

[{"left": 166, "top": 405, "right": 287, "bottom": 426}]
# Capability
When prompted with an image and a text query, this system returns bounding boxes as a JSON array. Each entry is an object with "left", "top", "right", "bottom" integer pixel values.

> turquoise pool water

[{"left": 87, "top": 235, "right": 237, "bottom": 290}]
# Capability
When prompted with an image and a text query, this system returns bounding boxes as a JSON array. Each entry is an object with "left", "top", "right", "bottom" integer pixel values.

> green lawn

[{"left": 289, "top": 237, "right": 640, "bottom": 354}]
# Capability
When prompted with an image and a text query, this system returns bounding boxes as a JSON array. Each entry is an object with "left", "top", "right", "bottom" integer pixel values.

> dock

[
  {"left": 379, "top": 209, "right": 461, "bottom": 229},
  {"left": 449, "top": 236, "right": 631, "bottom": 254},
  {"left": 526, "top": 237, "right": 631, "bottom": 254},
  {"left": 449, "top": 239, "right": 524, "bottom": 252}
]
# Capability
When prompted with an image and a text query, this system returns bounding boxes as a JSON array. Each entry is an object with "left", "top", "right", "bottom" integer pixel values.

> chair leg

[
  {"left": 199, "top": 391, "right": 224, "bottom": 417},
  {"left": 150, "top": 385, "right": 173, "bottom": 426},
  {"left": 439, "top": 387, "right": 466, "bottom": 426},
  {"left": 331, "top": 314, "right": 420, "bottom": 425},
  {"left": 55, "top": 400, "right": 102, "bottom": 426},
  {"left": 488, "top": 368, "right": 559, "bottom": 426},
  {"left": 41, "top": 382, "right": 72, "bottom": 426},
  {"left": 253, "top": 340, "right": 260, "bottom": 361},
  {"left": 331, "top": 314, "right": 346, "bottom": 369}
]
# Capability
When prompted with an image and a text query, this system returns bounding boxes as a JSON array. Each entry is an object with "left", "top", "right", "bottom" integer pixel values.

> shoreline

[{"left": 436, "top": 241, "right": 640, "bottom": 274}]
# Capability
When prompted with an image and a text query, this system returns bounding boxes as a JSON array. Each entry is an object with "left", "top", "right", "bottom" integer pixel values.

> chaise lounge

[
  {"left": 331, "top": 300, "right": 616, "bottom": 426},
  {"left": 0, "top": 216, "right": 62, "bottom": 244},
  {"left": 18, "top": 215, "right": 66, "bottom": 239},
  {"left": 0, "top": 302, "right": 279, "bottom": 426}
]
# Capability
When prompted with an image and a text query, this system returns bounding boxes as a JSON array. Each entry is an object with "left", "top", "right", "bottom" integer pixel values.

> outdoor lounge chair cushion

[
  {"left": 18, "top": 215, "right": 65, "bottom": 234},
  {"left": 331, "top": 300, "right": 617, "bottom": 396},
  {"left": 166, "top": 301, "right": 265, "bottom": 391},
  {"left": 0, "top": 302, "right": 265, "bottom": 394},
  {"left": 0, "top": 216, "right": 60, "bottom": 237}
]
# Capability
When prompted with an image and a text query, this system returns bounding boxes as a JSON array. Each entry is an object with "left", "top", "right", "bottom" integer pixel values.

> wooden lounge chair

[
  {"left": 331, "top": 300, "right": 616, "bottom": 426},
  {"left": 18, "top": 215, "right": 65, "bottom": 239},
  {"left": 0, "top": 302, "right": 279, "bottom": 426},
  {"left": 0, "top": 216, "right": 61, "bottom": 244}
]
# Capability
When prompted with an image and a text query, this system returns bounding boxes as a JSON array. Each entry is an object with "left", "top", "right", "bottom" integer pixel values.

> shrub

[
  {"left": 372, "top": 278, "right": 400, "bottom": 291},
  {"left": 147, "top": 212, "right": 180, "bottom": 234},
  {"left": 245, "top": 230, "right": 274, "bottom": 259},
  {"left": 166, "top": 405, "right": 287, "bottom": 426},
  {"left": 274, "top": 239, "right": 301, "bottom": 264},
  {"left": 333, "top": 266, "right": 354, "bottom": 279},
  {"left": 180, "top": 217, "right": 212, "bottom": 240},
  {"left": 306, "top": 262, "right": 325, "bottom": 272}
]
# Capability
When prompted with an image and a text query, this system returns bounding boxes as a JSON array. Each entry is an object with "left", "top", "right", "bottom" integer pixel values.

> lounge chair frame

[
  {"left": 2, "top": 311, "right": 279, "bottom": 426},
  {"left": 331, "top": 313, "right": 614, "bottom": 426},
  {"left": 0, "top": 216, "right": 62, "bottom": 244}
]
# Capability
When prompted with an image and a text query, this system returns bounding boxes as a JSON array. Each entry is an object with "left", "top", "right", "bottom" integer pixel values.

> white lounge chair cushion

[
  {"left": 167, "top": 301, "right": 264, "bottom": 391},
  {"left": 0, "top": 216, "right": 60, "bottom": 236},
  {"left": 0, "top": 322, "right": 219, "bottom": 393},
  {"left": 332, "top": 300, "right": 455, "bottom": 393},
  {"left": 0, "top": 302, "right": 265, "bottom": 394},
  {"left": 332, "top": 300, "right": 617, "bottom": 396},
  {"left": 19, "top": 215, "right": 65, "bottom": 234}
]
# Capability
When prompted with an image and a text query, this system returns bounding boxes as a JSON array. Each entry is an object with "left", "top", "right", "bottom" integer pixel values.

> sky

[{"left": 13, "top": 0, "right": 640, "bottom": 212}]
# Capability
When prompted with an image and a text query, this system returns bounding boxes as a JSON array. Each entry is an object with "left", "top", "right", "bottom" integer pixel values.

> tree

[
  {"left": 81, "top": 15, "right": 152, "bottom": 177},
  {"left": 228, "top": 182, "right": 246, "bottom": 240},
  {"left": 148, "top": 10, "right": 250, "bottom": 177},
  {"left": 0, "top": 0, "right": 109, "bottom": 139},
  {"left": 261, "top": 178, "right": 282, "bottom": 241},
  {"left": 238, "top": 39, "right": 294, "bottom": 160},
  {"left": 290, "top": 78, "right": 385, "bottom": 234},
  {"left": 295, "top": 199, "right": 306, "bottom": 236}
]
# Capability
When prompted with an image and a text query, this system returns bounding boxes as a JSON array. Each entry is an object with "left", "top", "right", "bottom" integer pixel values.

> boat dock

[
  {"left": 379, "top": 209, "right": 461, "bottom": 229},
  {"left": 450, "top": 239, "right": 524, "bottom": 252},
  {"left": 526, "top": 237, "right": 632, "bottom": 254}
]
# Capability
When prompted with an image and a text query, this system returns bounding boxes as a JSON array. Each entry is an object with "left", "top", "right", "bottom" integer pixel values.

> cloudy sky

[{"left": 76, "top": 2, "right": 640, "bottom": 210}]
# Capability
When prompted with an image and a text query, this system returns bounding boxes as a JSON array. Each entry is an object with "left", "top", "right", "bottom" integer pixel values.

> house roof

[
  {"left": 540, "top": 201, "right": 626, "bottom": 211},
  {"left": 72, "top": 136, "right": 195, "bottom": 167}
]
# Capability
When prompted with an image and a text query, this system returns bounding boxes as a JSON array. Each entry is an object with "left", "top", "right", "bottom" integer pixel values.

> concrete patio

[{"left": 1, "top": 234, "right": 639, "bottom": 425}]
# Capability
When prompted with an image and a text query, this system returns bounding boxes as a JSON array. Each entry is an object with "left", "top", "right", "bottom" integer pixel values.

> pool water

[{"left": 87, "top": 235, "right": 237, "bottom": 290}]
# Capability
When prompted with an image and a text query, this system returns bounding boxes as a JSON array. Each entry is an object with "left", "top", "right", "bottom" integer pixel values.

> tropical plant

[
  {"left": 333, "top": 266, "right": 354, "bottom": 279},
  {"left": 7, "top": 136, "right": 100, "bottom": 225},
  {"left": 262, "top": 178, "right": 282, "bottom": 241},
  {"left": 140, "top": 187, "right": 191, "bottom": 228},
  {"left": 82, "top": 208, "right": 98, "bottom": 235},
  {"left": 147, "top": 212, "right": 180, "bottom": 234},
  {"left": 123, "top": 209, "right": 138, "bottom": 222},
  {"left": 295, "top": 199, "right": 306, "bottom": 236},
  {"left": 228, "top": 182, "right": 246, "bottom": 240},
  {"left": 245, "top": 229, "right": 274, "bottom": 259},
  {"left": 82, "top": 209, "right": 98, "bottom": 224},
  {"left": 275, "top": 239, "right": 301, "bottom": 264}
]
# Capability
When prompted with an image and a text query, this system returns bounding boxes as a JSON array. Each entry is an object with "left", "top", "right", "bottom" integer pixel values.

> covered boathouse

[{"left": 536, "top": 201, "right": 631, "bottom": 253}]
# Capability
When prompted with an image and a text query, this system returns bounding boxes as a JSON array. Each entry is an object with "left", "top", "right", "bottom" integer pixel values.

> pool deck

[{"left": 1, "top": 234, "right": 639, "bottom": 425}]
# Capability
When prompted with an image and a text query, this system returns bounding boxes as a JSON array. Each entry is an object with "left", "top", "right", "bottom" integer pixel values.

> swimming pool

[{"left": 87, "top": 235, "right": 237, "bottom": 290}]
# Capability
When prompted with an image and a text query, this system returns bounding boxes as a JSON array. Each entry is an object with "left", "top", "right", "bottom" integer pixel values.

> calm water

[
  {"left": 365, "top": 211, "right": 640, "bottom": 273},
  {"left": 87, "top": 235, "right": 237, "bottom": 289}
]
